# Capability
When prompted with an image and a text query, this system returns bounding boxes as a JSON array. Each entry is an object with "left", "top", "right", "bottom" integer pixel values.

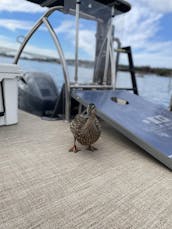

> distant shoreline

[
  {"left": 1, "top": 53, "right": 172, "bottom": 76},
  {"left": 118, "top": 65, "right": 172, "bottom": 77}
]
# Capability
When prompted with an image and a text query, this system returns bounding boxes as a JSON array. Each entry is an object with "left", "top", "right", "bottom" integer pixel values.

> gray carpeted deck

[{"left": 0, "top": 111, "right": 172, "bottom": 229}]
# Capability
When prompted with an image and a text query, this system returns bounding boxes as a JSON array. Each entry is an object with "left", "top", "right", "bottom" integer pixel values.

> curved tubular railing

[
  {"left": 103, "top": 19, "right": 113, "bottom": 85},
  {"left": 113, "top": 37, "right": 121, "bottom": 83},
  {"left": 109, "top": 38, "right": 115, "bottom": 89},
  {"left": 93, "top": 30, "right": 109, "bottom": 83},
  {"left": 13, "top": 6, "right": 71, "bottom": 121}
]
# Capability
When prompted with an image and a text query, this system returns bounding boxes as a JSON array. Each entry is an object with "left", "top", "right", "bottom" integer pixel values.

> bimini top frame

[
  {"left": 14, "top": 0, "right": 131, "bottom": 121},
  {"left": 27, "top": 0, "right": 131, "bottom": 16}
]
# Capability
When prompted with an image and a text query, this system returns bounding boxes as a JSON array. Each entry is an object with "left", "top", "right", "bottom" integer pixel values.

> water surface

[{"left": 1, "top": 56, "right": 172, "bottom": 108}]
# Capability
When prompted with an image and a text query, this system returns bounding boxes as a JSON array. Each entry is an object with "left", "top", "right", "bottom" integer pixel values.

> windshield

[
  {"left": 63, "top": 0, "right": 115, "bottom": 84},
  {"left": 63, "top": 0, "right": 128, "bottom": 85}
]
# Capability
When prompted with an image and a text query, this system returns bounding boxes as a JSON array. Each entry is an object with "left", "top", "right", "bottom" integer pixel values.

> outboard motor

[{"left": 18, "top": 72, "right": 59, "bottom": 117}]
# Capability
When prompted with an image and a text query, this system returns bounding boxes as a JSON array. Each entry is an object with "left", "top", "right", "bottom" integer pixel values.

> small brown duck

[{"left": 69, "top": 103, "right": 101, "bottom": 153}]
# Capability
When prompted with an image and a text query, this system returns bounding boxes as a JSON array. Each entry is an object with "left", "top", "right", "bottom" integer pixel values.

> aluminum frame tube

[
  {"left": 42, "top": 17, "right": 71, "bottom": 121},
  {"left": 74, "top": 0, "right": 80, "bottom": 83},
  {"left": 13, "top": 6, "right": 63, "bottom": 64},
  {"left": 13, "top": 6, "right": 71, "bottom": 121},
  {"left": 109, "top": 39, "right": 116, "bottom": 89},
  {"left": 103, "top": 20, "right": 112, "bottom": 85}
]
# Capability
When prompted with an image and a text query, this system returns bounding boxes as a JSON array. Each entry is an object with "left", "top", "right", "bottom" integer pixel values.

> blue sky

[{"left": 0, "top": 0, "right": 172, "bottom": 68}]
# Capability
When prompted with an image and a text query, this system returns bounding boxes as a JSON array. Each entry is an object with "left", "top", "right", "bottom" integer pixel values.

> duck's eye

[{"left": 89, "top": 104, "right": 95, "bottom": 109}]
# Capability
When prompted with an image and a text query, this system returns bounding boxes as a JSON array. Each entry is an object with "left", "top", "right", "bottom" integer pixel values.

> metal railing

[
  {"left": 13, "top": 4, "right": 118, "bottom": 121},
  {"left": 113, "top": 37, "right": 121, "bottom": 79},
  {"left": 13, "top": 6, "right": 71, "bottom": 121}
]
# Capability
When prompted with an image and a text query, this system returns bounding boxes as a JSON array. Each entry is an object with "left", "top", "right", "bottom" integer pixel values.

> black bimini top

[{"left": 27, "top": 0, "right": 131, "bottom": 15}]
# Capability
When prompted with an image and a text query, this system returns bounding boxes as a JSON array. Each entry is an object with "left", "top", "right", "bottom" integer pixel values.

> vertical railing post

[
  {"left": 103, "top": 6, "right": 115, "bottom": 86},
  {"left": 109, "top": 6, "right": 116, "bottom": 89},
  {"left": 74, "top": 0, "right": 80, "bottom": 84}
]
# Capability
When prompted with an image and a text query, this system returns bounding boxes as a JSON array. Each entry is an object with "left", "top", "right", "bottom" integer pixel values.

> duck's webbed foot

[
  {"left": 69, "top": 137, "right": 80, "bottom": 153},
  {"left": 69, "top": 145, "right": 80, "bottom": 153},
  {"left": 86, "top": 145, "right": 98, "bottom": 151}
]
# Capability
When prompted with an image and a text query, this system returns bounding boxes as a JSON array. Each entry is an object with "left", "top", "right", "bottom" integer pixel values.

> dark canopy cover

[{"left": 27, "top": 0, "right": 131, "bottom": 15}]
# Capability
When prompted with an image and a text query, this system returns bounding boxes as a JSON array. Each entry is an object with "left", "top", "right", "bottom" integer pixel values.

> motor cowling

[{"left": 18, "top": 72, "right": 59, "bottom": 117}]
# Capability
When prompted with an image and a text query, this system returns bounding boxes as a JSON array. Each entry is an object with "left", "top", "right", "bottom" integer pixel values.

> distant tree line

[{"left": 1, "top": 53, "right": 172, "bottom": 76}]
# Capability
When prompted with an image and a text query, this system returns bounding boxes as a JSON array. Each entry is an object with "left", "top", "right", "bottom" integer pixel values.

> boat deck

[{"left": 0, "top": 111, "right": 172, "bottom": 229}]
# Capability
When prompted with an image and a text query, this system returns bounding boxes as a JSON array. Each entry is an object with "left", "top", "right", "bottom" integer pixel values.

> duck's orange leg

[{"left": 69, "top": 138, "right": 80, "bottom": 153}]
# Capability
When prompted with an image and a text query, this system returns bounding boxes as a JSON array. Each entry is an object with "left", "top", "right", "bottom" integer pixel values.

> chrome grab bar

[
  {"left": 113, "top": 37, "right": 121, "bottom": 80},
  {"left": 13, "top": 6, "right": 71, "bottom": 121}
]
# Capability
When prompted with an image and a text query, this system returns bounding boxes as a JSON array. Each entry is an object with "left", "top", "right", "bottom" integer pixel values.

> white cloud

[
  {"left": 55, "top": 20, "right": 96, "bottom": 59},
  {"left": 0, "top": 0, "right": 45, "bottom": 13},
  {"left": 115, "top": 4, "right": 162, "bottom": 47},
  {"left": 0, "top": 19, "right": 35, "bottom": 31},
  {"left": 79, "top": 29, "right": 96, "bottom": 59},
  {"left": 114, "top": 0, "right": 172, "bottom": 68},
  {"left": 55, "top": 21, "right": 75, "bottom": 34},
  {"left": 0, "top": 0, "right": 172, "bottom": 68},
  {"left": 139, "top": 0, "right": 172, "bottom": 13}
]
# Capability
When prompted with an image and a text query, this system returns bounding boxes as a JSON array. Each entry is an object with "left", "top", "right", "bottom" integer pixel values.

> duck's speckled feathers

[{"left": 70, "top": 113, "right": 101, "bottom": 146}]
